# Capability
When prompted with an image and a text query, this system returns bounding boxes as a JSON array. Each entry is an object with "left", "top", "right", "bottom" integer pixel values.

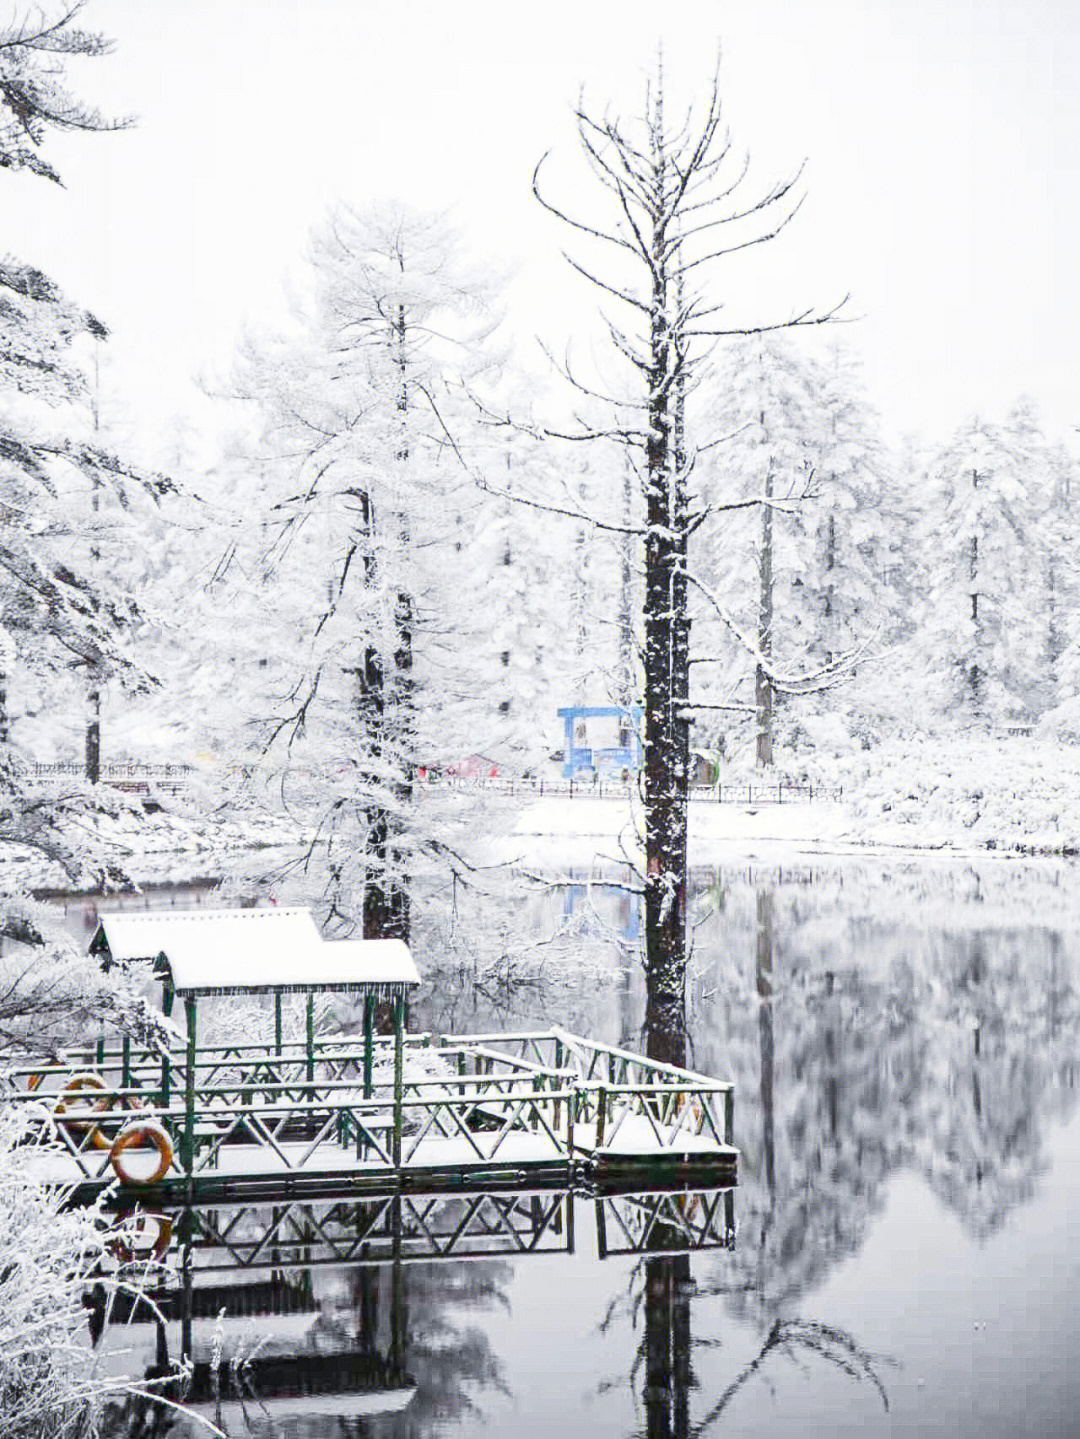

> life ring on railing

[
  {"left": 108, "top": 1210, "right": 174, "bottom": 1263},
  {"left": 672, "top": 1091, "right": 704, "bottom": 1131},
  {"left": 54, "top": 1073, "right": 117, "bottom": 1151},
  {"left": 110, "top": 1123, "right": 174, "bottom": 1186}
]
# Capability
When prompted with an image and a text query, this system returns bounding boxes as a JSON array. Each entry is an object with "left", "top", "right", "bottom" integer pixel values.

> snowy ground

[{"left": 493, "top": 736, "right": 1080, "bottom": 866}]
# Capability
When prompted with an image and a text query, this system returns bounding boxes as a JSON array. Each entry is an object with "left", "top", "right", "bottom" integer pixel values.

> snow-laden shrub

[
  {"left": 0, "top": 937, "right": 177, "bottom": 1064},
  {"left": 0, "top": 1110, "right": 172, "bottom": 1438}
]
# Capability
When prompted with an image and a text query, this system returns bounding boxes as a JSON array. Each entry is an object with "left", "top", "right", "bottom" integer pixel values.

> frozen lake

[{"left": 82, "top": 852, "right": 1080, "bottom": 1438}]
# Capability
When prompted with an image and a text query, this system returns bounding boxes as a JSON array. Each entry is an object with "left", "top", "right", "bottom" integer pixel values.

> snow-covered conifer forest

[{"left": 2, "top": 1, "right": 1080, "bottom": 1430}]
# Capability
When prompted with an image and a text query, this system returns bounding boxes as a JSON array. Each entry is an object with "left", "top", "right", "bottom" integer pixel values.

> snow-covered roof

[{"left": 91, "top": 907, "right": 421, "bottom": 997}]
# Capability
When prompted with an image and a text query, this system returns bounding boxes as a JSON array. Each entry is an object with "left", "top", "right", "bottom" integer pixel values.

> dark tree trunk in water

[
  {"left": 756, "top": 887, "right": 776, "bottom": 1203},
  {"left": 643, "top": 1255, "right": 693, "bottom": 1439}
]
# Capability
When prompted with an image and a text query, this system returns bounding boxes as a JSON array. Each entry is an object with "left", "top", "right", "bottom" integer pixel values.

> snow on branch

[{"left": 687, "top": 569, "right": 879, "bottom": 693}]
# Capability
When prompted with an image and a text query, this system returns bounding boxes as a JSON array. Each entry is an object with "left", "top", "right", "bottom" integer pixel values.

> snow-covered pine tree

[
  {"left": 1004, "top": 396, "right": 1075, "bottom": 705},
  {"left": 221, "top": 203, "right": 503, "bottom": 941},
  {"left": 0, "top": 3, "right": 181, "bottom": 1061},
  {"left": 812, "top": 343, "right": 891, "bottom": 668},
  {"left": 695, "top": 335, "right": 825, "bottom": 765},
  {"left": 694, "top": 336, "right": 885, "bottom": 764},
  {"left": 465, "top": 415, "right": 570, "bottom": 769},
  {"left": 919, "top": 416, "right": 1048, "bottom": 723},
  {"left": 0, "top": 5, "right": 174, "bottom": 869}
]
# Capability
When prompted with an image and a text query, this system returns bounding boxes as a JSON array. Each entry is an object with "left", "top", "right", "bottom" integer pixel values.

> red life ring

[
  {"left": 109, "top": 1210, "right": 174, "bottom": 1262},
  {"left": 109, "top": 1123, "right": 174, "bottom": 1185},
  {"left": 54, "top": 1073, "right": 116, "bottom": 1151}
]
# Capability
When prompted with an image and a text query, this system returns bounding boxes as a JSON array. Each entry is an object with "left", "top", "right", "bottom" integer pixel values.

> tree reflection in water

[
  {"left": 627, "top": 892, "right": 892, "bottom": 1438},
  {"left": 88, "top": 856, "right": 1080, "bottom": 1434}
]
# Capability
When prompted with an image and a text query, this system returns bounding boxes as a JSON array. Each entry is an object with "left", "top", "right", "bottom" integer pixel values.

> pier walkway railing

[{"left": 4, "top": 1028, "right": 735, "bottom": 1195}]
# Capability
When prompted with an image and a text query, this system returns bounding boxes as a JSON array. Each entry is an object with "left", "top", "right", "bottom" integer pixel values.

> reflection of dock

[
  {"left": 100, "top": 1183, "right": 734, "bottom": 1288},
  {"left": 92, "top": 1184, "right": 734, "bottom": 1431}
]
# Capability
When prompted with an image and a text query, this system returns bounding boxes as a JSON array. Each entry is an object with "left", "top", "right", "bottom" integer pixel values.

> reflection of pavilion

[{"left": 96, "top": 1183, "right": 734, "bottom": 1434}]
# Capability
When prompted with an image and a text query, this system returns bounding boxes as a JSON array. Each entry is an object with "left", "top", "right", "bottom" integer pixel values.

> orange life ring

[
  {"left": 54, "top": 1073, "right": 116, "bottom": 1151},
  {"left": 108, "top": 1210, "right": 174, "bottom": 1262},
  {"left": 110, "top": 1123, "right": 173, "bottom": 1185},
  {"left": 677, "top": 1191, "right": 702, "bottom": 1224},
  {"left": 672, "top": 1091, "right": 704, "bottom": 1133}
]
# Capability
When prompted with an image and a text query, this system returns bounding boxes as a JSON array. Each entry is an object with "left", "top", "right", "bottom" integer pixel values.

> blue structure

[{"left": 557, "top": 705, "right": 643, "bottom": 779}]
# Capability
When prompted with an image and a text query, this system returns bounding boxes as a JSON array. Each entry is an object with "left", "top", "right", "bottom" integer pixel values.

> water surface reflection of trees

[{"left": 694, "top": 861, "right": 1080, "bottom": 1327}]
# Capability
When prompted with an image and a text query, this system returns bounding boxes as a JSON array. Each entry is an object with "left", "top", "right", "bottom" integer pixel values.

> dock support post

[
  {"left": 306, "top": 994, "right": 315, "bottom": 1085},
  {"left": 275, "top": 992, "right": 283, "bottom": 1056},
  {"left": 160, "top": 986, "right": 174, "bottom": 1108},
  {"left": 392, "top": 993, "right": 404, "bottom": 1168},
  {"left": 363, "top": 994, "right": 375, "bottom": 1099},
  {"left": 182, "top": 998, "right": 197, "bottom": 1175}
]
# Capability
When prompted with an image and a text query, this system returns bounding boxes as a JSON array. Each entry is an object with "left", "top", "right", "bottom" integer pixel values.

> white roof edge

[{"left": 93, "top": 908, "right": 421, "bottom": 994}]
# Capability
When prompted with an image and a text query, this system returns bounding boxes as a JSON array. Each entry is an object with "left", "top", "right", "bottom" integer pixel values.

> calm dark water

[{"left": 85, "top": 854, "right": 1080, "bottom": 1437}]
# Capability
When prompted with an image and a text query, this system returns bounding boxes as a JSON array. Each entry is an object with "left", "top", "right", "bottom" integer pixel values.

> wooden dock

[{"left": 11, "top": 1028, "right": 737, "bottom": 1203}]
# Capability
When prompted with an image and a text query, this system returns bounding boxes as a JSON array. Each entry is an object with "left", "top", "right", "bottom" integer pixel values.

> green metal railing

[{"left": 3, "top": 1027, "right": 734, "bottom": 1184}]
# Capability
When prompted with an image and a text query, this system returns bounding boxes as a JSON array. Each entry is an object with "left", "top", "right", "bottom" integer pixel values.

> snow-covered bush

[
  {"left": 0, "top": 917, "right": 177, "bottom": 1064},
  {"left": 0, "top": 1110, "right": 172, "bottom": 1438}
]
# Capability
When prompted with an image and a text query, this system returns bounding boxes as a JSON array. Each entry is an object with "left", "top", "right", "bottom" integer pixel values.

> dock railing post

[
  {"left": 274, "top": 992, "right": 283, "bottom": 1057},
  {"left": 160, "top": 986, "right": 174, "bottom": 1108},
  {"left": 595, "top": 1085, "right": 607, "bottom": 1150},
  {"left": 392, "top": 994, "right": 404, "bottom": 1168},
  {"left": 363, "top": 994, "right": 375, "bottom": 1099},
  {"left": 305, "top": 994, "right": 315, "bottom": 1086},
  {"left": 182, "top": 998, "right": 197, "bottom": 1175},
  {"left": 724, "top": 1087, "right": 734, "bottom": 1146}
]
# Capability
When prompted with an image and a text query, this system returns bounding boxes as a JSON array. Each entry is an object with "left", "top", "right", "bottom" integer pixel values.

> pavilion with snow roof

[{"left": 90, "top": 905, "right": 421, "bottom": 1174}]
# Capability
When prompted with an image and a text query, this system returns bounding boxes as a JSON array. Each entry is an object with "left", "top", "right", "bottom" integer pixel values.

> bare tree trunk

[
  {"left": 86, "top": 357, "right": 102, "bottom": 784},
  {"left": 618, "top": 455, "right": 636, "bottom": 713},
  {"left": 756, "top": 456, "right": 775, "bottom": 768},
  {"left": 823, "top": 508, "right": 836, "bottom": 665},
  {"left": 969, "top": 468, "right": 980, "bottom": 713},
  {"left": 643, "top": 92, "right": 689, "bottom": 1061},
  {"left": 85, "top": 684, "right": 101, "bottom": 784}
]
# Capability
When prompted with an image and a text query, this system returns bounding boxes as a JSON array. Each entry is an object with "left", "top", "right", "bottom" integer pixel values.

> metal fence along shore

[{"left": 426, "top": 775, "right": 843, "bottom": 803}]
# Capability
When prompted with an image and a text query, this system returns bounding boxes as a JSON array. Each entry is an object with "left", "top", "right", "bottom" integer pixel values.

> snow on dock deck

[{"left": 13, "top": 1027, "right": 737, "bottom": 1198}]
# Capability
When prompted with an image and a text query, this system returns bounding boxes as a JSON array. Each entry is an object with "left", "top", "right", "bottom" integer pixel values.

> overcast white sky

[{"left": 6, "top": 0, "right": 1079, "bottom": 455}]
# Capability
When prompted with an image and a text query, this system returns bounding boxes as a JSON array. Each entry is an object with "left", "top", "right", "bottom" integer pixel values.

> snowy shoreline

[{"left": 495, "top": 791, "right": 1080, "bottom": 871}]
